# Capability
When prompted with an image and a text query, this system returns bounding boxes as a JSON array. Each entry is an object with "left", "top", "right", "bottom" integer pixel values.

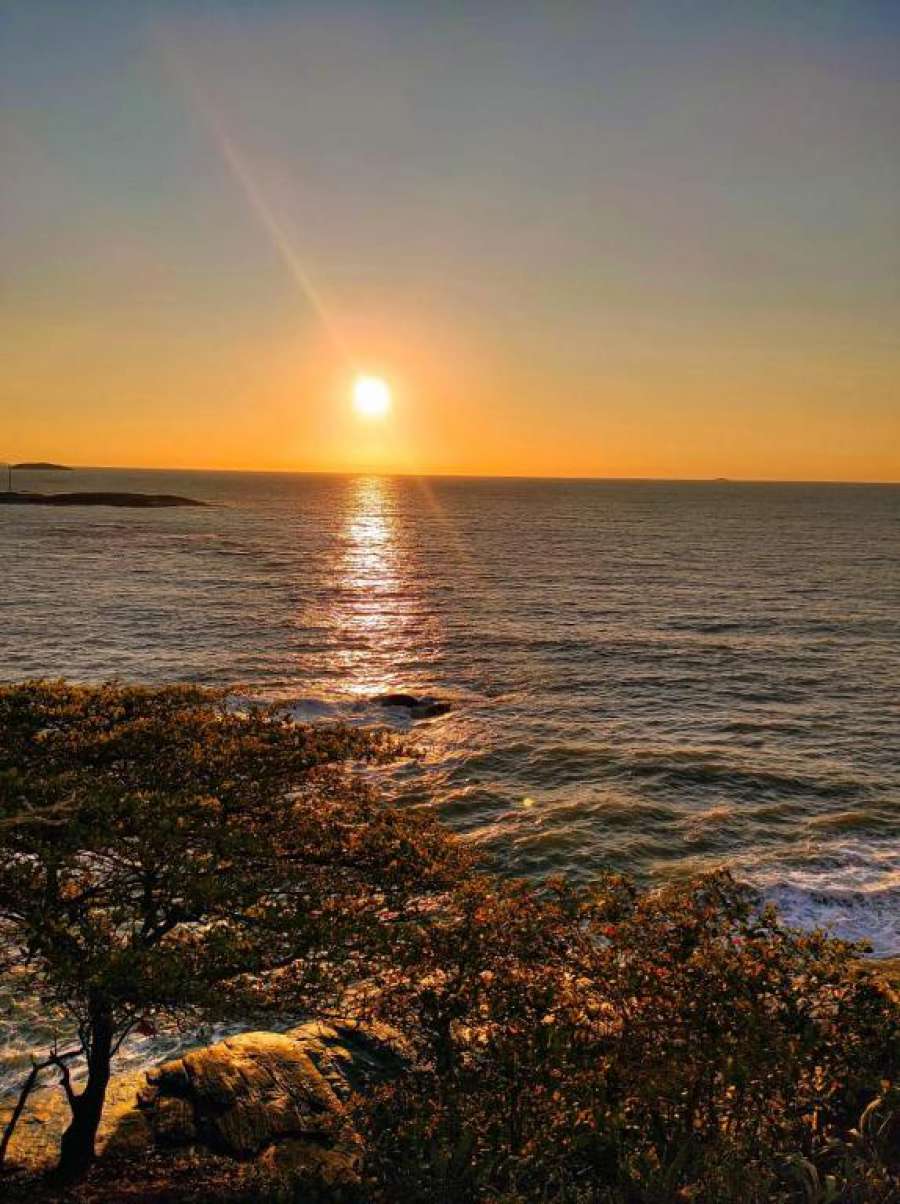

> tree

[{"left": 0, "top": 682, "right": 467, "bottom": 1181}]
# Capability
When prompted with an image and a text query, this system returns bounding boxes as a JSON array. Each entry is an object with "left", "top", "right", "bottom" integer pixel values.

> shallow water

[{"left": 2, "top": 468, "right": 898, "bottom": 968}]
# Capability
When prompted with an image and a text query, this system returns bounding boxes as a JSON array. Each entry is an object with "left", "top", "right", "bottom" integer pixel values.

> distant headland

[
  {"left": 0, "top": 491, "right": 206, "bottom": 508},
  {"left": 11, "top": 462, "right": 73, "bottom": 471}
]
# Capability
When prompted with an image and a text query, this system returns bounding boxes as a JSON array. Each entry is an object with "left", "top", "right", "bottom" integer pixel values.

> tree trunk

[{"left": 56, "top": 1012, "right": 114, "bottom": 1181}]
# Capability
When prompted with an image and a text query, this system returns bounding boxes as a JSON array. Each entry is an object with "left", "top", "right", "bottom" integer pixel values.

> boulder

[
  {"left": 0, "top": 1065, "right": 152, "bottom": 1173},
  {"left": 373, "top": 693, "right": 452, "bottom": 719},
  {"left": 3, "top": 1019, "right": 409, "bottom": 1197},
  {"left": 285, "top": 1018, "right": 411, "bottom": 1103},
  {"left": 123, "top": 1020, "right": 409, "bottom": 1191},
  {"left": 140, "top": 1031, "right": 350, "bottom": 1161}
]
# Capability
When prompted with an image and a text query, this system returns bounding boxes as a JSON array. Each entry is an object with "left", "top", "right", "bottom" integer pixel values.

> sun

[{"left": 353, "top": 374, "right": 392, "bottom": 419}]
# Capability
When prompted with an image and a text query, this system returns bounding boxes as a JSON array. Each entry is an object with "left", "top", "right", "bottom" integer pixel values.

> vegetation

[
  {"left": 0, "top": 682, "right": 897, "bottom": 1201},
  {"left": 361, "top": 874, "right": 899, "bottom": 1202},
  {"left": 0, "top": 682, "right": 467, "bottom": 1181}
]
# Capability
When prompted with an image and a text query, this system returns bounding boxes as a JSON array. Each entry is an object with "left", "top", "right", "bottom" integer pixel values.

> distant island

[
  {"left": 11, "top": 462, "right": 73, "bottom": 470},
  {"left": 0, "top": 491, "right": 206, "bottom": 508}
]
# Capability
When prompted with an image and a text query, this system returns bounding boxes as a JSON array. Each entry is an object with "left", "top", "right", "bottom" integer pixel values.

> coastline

[
  {"left": 1, "top": 682, "right": 897, "bottom": 1202},
  {"left": 0, "top": 491, "right": 206, "bottom": 507}
]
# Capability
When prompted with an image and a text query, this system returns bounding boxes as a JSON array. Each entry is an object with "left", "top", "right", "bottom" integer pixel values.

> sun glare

[{"left": 353, "top": 374, "right": 392, "bottom": 419}]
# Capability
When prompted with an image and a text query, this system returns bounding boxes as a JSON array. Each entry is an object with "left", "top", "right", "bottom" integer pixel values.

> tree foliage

[
  {"left": 1, "top": 682, "right": 897, "bottom": 1202},
  {"left": 0, "top": 681, "right": 467, "bottom": 1180}
]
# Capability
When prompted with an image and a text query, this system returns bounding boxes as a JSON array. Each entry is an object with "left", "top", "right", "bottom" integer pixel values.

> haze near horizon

[{"left": 2, "top": 1, "right": 899, "bottom": 481}]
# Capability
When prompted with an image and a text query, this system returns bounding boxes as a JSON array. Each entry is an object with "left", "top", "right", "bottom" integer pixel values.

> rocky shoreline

[
  {"left": 0, "top": 491, "right": 206, "bottom": 508},
  {"left": 2, "top": 1020, "right": 407, "bottom": 1200}
]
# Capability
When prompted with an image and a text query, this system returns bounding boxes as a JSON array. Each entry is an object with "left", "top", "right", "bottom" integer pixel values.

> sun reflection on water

[{"left": 331, "top": 476, "right": 426, "bottom": 699}]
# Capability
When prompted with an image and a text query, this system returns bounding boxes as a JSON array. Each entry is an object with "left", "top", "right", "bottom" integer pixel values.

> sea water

[{"left": 2, "top": 468, "right": 898, "bottom": 967}]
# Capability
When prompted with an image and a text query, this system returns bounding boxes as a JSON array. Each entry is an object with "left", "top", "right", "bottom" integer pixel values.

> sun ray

[{"left": 158, "top": 36, "right": 353, "bottom": 366}]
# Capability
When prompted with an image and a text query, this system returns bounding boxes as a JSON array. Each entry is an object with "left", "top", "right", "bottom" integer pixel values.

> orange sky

[
  {"left": 3, "top": 3, "right": 899, "bottom": 482},
  {"left": 5, "top": 312, "right": 899, "bottom": 482}
]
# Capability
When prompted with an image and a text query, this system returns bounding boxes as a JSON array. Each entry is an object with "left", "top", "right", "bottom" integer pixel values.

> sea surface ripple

[{"left": 2, "top": 468, "right": 899, "bottom": 962}]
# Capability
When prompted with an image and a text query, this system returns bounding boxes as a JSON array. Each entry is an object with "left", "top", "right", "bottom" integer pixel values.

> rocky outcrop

[
  {"left": 3, "top": 1020, "right": 409, "bottom": 1195},
  {"left": 0, "top": 492, "right": 205, "bottom": 507},
  {"left": 129, "top": 1029, "right": 360, "bottom": 1191},
  {"left": 133, "top": 1021, "right": 407, "bottom": 1159},
  {"left": 373, "top": 692, "right": 452, "bottom": 719},
  {"left": 0, "top": 1064, "right": 151, "bottom": 1174}
]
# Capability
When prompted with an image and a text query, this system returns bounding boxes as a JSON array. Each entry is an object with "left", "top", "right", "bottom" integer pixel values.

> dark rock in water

[
  {"left": 0, "top": 491, "right": 206, "bottom": 508},
  {"left": 374, "top": 693, "right": 421, "bottom": 708},
  {"left": 374, "top": 692, "right": 452, "bottom": 718}
]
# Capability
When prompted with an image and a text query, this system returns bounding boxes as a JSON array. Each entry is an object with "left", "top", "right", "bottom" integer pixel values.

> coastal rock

[
  {"left": 133, "top": 1020, "right": 408, "bottom": 1160},
  {"left": 0, "top": 491, "right": 206, "bottom": 508},
  {"left": 373, "top": 692, "right": 452, "bottom": 719},
  {"left": 285, "top": 1018, "right": 412, "bottom": 1102},
  {"left": 0, "top": 1066, "right": 152, "bottom": 1172},
  {"left": 124, "top": 1022, "right": 409, "bottom": 1193},
  {"left": 2, "top": 1019, "right": 409, "bottom": 1195},
  {"left": 141, "top": 1031, "right": 349, "bottom": 1159}
]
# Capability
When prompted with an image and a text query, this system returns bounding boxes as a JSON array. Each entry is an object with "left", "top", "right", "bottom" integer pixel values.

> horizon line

[{"left": 5, "top": 462, "right": 899, "bottom": 487}]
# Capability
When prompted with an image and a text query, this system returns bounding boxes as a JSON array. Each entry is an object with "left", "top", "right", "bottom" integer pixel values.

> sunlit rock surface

[{"left": 2, "top": 1019, "right": 409, "bottom": 1193}]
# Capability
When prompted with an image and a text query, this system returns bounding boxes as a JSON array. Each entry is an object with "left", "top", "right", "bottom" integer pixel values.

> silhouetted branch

[{"left": 0, "top": 1046, "right": 81, "bottom": 1171}]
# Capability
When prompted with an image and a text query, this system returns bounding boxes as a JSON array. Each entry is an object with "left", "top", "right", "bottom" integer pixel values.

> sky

[{"left": 2, "top": 1, "right": 899, "bottom": 480}]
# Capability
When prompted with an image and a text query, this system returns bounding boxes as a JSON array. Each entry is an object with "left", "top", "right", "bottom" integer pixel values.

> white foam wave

[{"left": 743, "top": 840, "right": 900, "bottom": 958}]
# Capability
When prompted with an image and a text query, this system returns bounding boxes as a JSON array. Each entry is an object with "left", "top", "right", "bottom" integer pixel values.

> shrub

[{"left": 360, "top": 873, "right": 899, "bottom": 1202}]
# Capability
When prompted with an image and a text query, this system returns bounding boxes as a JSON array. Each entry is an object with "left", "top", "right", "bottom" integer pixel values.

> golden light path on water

[
  {"left": 327, "top": 476, "right": 545, "bottom": 836},
  {"left": 332, "top": 476, "right": 520, "bottom": 700},
  {"left": 334, "top": 476, "right": 406, "bottom": 700}
]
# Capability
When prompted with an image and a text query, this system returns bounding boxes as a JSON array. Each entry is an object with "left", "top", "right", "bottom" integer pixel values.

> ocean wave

[
  {"left": 742, "top": 840, "right": 900, "bottom": 958},
  {"left": 625, "top": 760, "right": 863, "bottom": 800}
]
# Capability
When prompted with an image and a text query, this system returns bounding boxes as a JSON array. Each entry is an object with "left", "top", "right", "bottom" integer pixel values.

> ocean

[{"left": 2, "top": 467, "right": 899, "bottom": 964}]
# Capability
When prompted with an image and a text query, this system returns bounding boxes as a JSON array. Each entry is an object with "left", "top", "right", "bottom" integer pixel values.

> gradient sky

[{"left": 2, "top": 1, "right": 899, "bottom": 480}]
